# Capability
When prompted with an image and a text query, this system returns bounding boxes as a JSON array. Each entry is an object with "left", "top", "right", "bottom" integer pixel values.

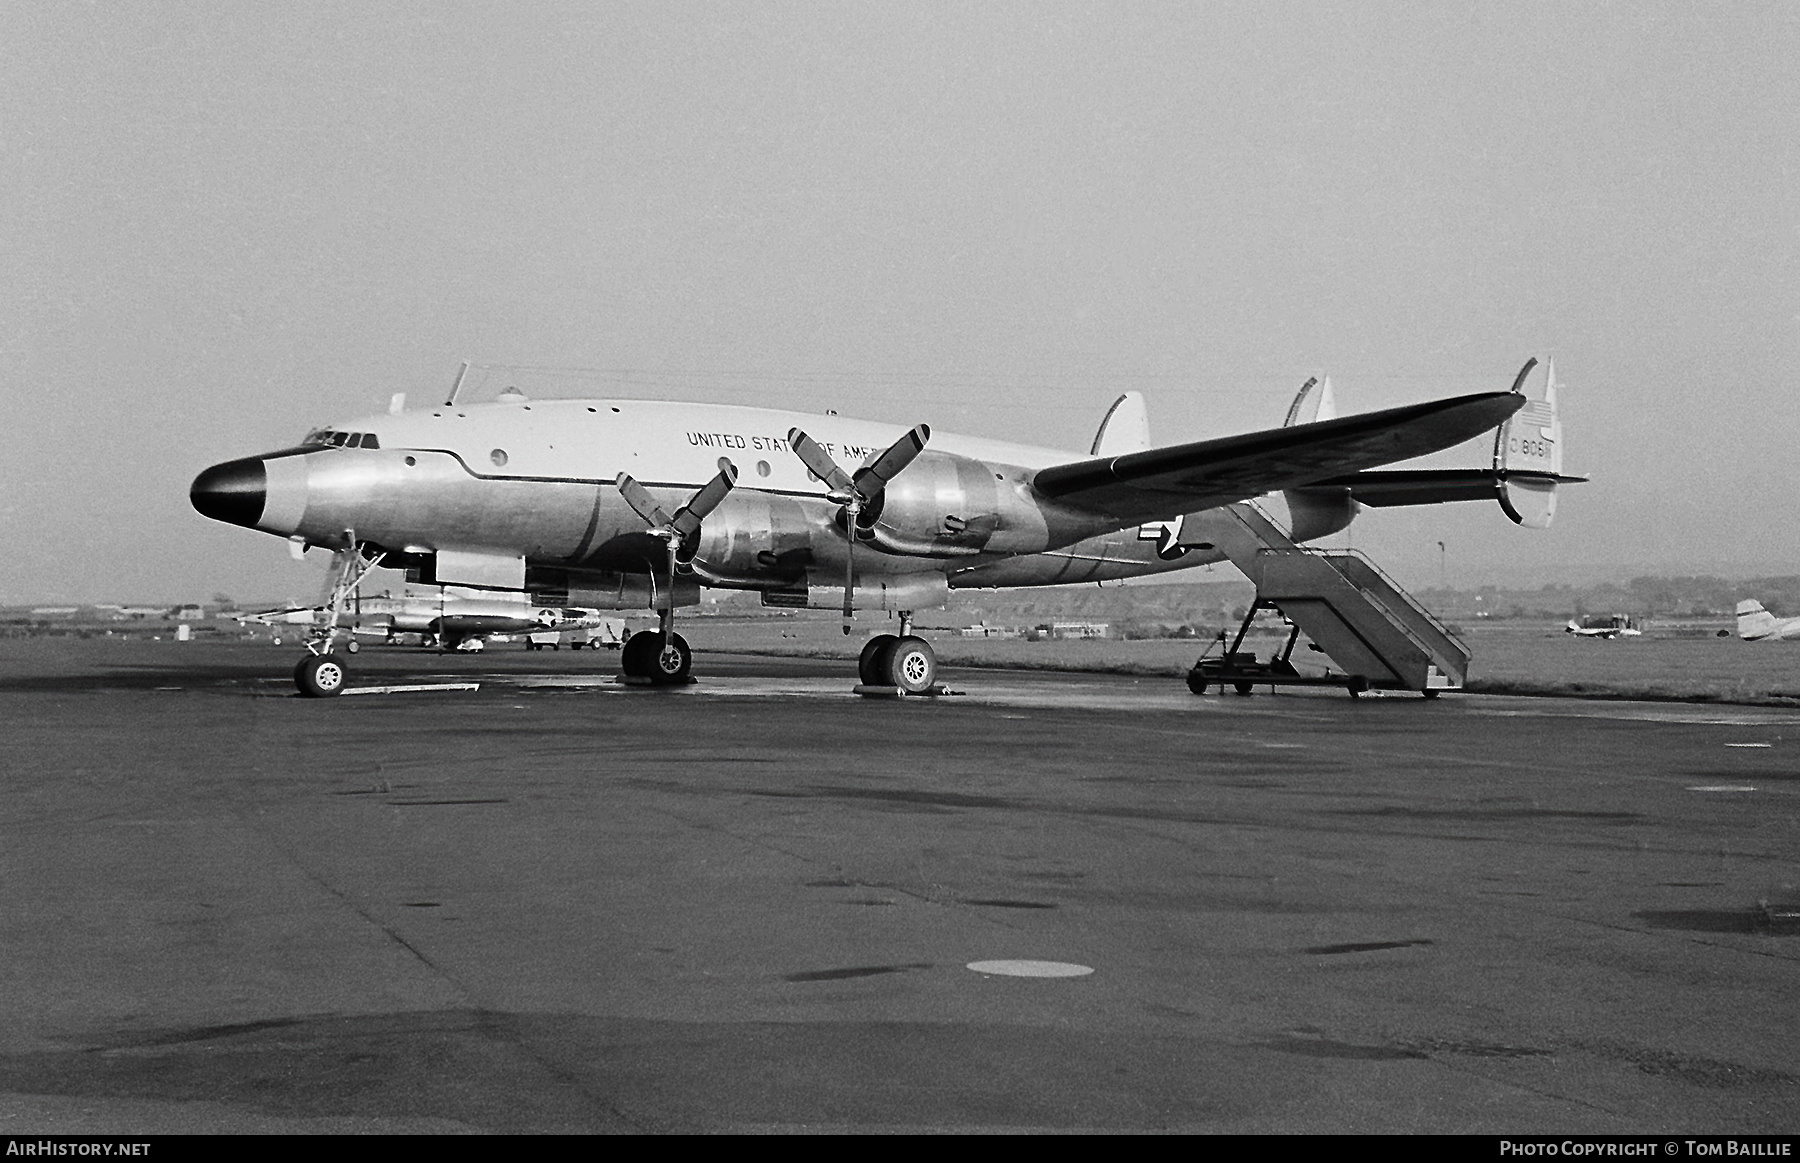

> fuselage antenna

[{"left": 444, "top": 360, "right": 470, "bottom": 407}]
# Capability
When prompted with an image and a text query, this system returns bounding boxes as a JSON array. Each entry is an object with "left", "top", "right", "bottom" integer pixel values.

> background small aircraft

[
  {"left": 1564, "top": 614, "right": 1643, "bottom": 640},
  {"left": 1736, "top": 599, "right": 1800, "bottom": 642}
]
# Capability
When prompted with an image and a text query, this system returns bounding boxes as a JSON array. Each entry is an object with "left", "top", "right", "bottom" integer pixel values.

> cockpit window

[{"left": 301, "top": 428, "right": 379, "bottom": 449}]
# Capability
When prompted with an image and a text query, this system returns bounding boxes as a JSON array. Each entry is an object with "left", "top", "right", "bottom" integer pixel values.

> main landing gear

[
  {"left": 854, "top": 611, "right": 941, "bottom": 695},
  {"left": 857, "top": 634, "right": 938, "bottom": 693},
  {"left": 619, "top": 628, "right": 693, "bottom": 686}
]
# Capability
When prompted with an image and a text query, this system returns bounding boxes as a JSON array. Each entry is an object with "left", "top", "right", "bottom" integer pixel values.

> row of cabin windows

[{"left": 302, "top": 429, "right": 381, "bottom": 449}]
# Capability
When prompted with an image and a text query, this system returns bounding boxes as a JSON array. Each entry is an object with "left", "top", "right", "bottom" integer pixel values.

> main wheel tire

[
  {"left": 620, "top": 631, "right": 657, "bottom": 677},
  {"left": 294, "top": 653, "right": 347, "bottom": 698},
  {"left": 884, "top": 636, "right": 937, "bottom": 694},
  {"left": 1186, "top": 671, "right": 1209, "bottom": 696},
  {"left": 648, "top": 632, "right": 691, "bottom": 685},
  {"left": 1233, "top": 681, "right": 1254, "bottom": 696},
  {"left": 859, "top": 634, "right": 899, "bottom": 686}
]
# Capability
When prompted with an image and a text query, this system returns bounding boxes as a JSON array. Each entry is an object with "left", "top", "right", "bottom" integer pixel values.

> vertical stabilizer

[
  {"left": 1737, "top": 599, "right": 1777, "bottom": 641},
  {"left": 1493, "top": 358, "right": 1565, "bottom": 528},
  {"left": 1282, "top": 376, "right": 1338, "bottom": 427},
  {"left": 1282, "top": 376, "right": 1355, "bottom": 540},
  {"left": 1090, "top": 392, "right": 1151, "bottom": 455}
]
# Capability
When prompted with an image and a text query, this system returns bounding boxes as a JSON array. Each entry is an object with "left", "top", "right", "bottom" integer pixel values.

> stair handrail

[
  {"left": 1317, "top": 547, "right": 1467, "bottom": 653},
  {"left": 1233, "top": 499, "right": 1468, "bottom": 664}
]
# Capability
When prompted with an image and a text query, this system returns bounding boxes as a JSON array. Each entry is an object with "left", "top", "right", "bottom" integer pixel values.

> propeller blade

[
  {"left": 615, "top": 473, "right": 673, "bottom": 529},
  {"left": 787, "top": 424, "right": 926, "bottom": 635},
  {"left": 786, "top": 428, "right": 855, "bottom": 496},
  {"left": 842, "top": 507, "right": 856, "bottom": 633},
  {"left": 850, "top": 424, "right": 929, "bottom": 501},
  {"left": 669, "top": 460, "right": 738, "bottom": 540}
]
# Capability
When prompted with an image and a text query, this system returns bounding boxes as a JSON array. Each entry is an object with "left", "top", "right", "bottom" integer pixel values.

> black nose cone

[{"left": 190, "top": 457, "right": 267, "bottom": 528}]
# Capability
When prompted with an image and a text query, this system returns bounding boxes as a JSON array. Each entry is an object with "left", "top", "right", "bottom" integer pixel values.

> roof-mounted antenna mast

[{"left": 444, "top": 360, "right": 470, "bottom": 407}]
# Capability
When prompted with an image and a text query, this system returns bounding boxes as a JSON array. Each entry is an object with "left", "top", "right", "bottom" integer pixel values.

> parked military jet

[
  {"left": 192, "top": 358, "right": 1576, "bottom": 696},
  {"left": 238, "top": 587, "right": 615, "bottom": 651}
]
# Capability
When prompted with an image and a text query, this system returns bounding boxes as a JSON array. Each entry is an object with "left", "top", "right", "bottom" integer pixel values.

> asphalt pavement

[{"left": 1, "top": 638, "right": 1795, "bottom": 1133}]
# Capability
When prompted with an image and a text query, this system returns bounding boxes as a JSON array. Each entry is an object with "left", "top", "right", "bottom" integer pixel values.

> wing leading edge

[{"left": 1030, "top": 391, "right": 1525, "bottom": 522}]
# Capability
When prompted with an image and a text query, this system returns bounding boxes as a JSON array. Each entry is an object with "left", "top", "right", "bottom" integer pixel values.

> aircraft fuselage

[{"left": 193, "top": 398, "right": 1254, "bottom": 610}]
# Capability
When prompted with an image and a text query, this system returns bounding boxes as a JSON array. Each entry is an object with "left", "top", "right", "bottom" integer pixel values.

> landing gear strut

[
  {"left": 614, "top": 463, "right": 737, "bottom": 688},
  {"left": 293, "top": 533, "right": 384, "bottom": 698}
]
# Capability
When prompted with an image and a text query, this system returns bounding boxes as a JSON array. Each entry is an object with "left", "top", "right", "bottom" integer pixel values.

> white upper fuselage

[{"left": 218, "top": 396, "right": 1238, "bottom": 607}]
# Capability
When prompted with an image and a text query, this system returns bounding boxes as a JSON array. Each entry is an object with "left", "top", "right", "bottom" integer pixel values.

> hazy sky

[{"left": 5, "top": 1, "right": 1797, "bottom": 603}]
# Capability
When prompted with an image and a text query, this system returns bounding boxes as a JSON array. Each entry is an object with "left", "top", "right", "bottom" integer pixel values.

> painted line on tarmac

[
  {"left": 340, "top": 682, "right": 481, "bottom": 696},
  {"left": 967, "top": 960, "right": 1094, "bottom": 978},
  {"left": 1470, "top": 704, "right": 1800, "bottom": 726}
]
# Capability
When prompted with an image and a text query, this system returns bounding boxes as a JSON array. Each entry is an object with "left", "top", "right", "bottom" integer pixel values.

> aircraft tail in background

[{"left": 1737, "top": 599, "right": 1800, "bottom": 642}]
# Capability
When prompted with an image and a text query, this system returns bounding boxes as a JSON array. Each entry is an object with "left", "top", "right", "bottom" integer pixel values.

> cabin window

[{"left": 490, "top": 449, "right": 509, "bottom": 467}]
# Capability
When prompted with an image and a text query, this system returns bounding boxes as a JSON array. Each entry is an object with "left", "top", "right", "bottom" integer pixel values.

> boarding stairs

[{"left": 1205, "top": 503, "right": 1469, "bottom": 693}]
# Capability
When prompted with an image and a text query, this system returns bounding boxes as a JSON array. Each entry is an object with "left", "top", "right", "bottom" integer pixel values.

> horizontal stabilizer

[
  {"left": 1031, "top": 391, "right": 1523, "bottom": 524},
  {"left": 1297, "top": 358, "right": 1584, "bottom": 527},
  {"left": 1301, "top": 466, "right": 1587, "bottom": 509}
]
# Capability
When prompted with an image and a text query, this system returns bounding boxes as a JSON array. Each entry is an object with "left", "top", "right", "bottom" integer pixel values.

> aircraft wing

[{"left": 1030, "top": 392, "right": 1524, "bottom": 521}]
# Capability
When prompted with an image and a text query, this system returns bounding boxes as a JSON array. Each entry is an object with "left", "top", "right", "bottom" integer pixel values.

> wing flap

[{"left": 1031, "top": 391, "right": 1524, "bottom": 520}]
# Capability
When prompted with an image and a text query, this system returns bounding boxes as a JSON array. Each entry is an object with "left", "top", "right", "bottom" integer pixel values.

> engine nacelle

[{"left": 861, "top": 450, "right": 1005, "bottom": 556}]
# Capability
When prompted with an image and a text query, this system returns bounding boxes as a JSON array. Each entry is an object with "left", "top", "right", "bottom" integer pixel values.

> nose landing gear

[
  {"left": 291, "top": 534, "right": 384, "bottom": 698},
  {"left": 295, "top": 653, "right": 348, "bottom": 698}
]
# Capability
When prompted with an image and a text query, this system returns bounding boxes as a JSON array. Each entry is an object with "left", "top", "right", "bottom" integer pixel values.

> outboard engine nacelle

[{"left": 860, "top": 450, "right": 1003, "bottom": 557}]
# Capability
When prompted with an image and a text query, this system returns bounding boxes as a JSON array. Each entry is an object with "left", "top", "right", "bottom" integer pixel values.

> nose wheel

[{"left": 295, "top": 653, "right": 347, "bottom": 698}]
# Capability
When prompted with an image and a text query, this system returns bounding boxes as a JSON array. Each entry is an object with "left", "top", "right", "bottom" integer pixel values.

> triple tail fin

[
  {"left": 1090, "top": 392, "right": 1150, "bottom": 455},
  {"left": 1283, "top": 376, "right": 1337, "bottom": 426},
  {"left": 1492, "top": 358, "right": 1568, "bottom": 528}
]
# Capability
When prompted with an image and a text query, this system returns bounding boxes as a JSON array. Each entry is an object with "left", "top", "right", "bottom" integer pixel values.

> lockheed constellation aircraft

[{"left": 191, "top": 359, "right": 1575, "bottom": 696}]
